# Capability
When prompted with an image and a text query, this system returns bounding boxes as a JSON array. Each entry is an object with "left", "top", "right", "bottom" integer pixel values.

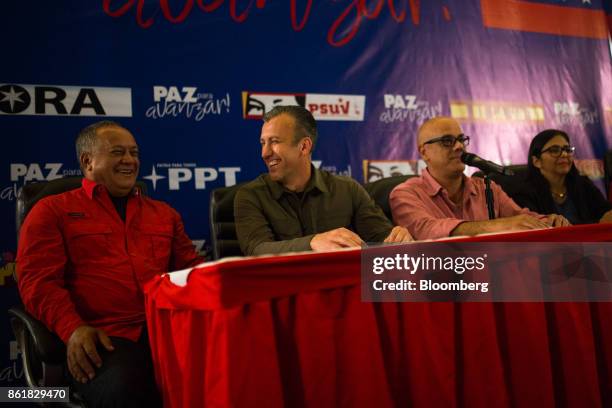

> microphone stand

[
  {"left": 460, "top": 152, "right": 510, "bottom": 220},
  {"left": 483, "top": 174, "right": 495, "bottom": 220}
]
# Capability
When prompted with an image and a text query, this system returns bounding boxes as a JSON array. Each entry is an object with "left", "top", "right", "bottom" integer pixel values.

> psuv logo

[
  {"left": 0, "top": 84, "right": 132, "bottom": 117},
  {"left": 242, "top": 92, "right": 364, "bottom": 121},
  {"left": 143, "top": 164, "right": 241, "bottom": 191}
]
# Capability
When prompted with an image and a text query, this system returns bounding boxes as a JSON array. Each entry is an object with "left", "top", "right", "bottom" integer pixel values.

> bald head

[
  {"left": 417, "top": 116, "right": 467, "bottom": 180},
  {"left": 417, "top": 117, "right": 463, "bottom": 146}
]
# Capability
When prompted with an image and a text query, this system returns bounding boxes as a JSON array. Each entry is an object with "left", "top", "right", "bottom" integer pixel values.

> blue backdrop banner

[{"left": 1, "top": 0, "right": 611, "bottom": 387}]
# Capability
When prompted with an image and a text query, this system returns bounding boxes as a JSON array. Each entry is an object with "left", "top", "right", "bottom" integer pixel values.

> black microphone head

[{"left": 460, "top": 152, "right": 476, "bottom": 164}]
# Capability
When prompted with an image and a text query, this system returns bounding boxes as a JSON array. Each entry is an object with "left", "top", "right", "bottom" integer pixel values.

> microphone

[{"left": 460, "top": 152, "right": 514, "bottom": 175}]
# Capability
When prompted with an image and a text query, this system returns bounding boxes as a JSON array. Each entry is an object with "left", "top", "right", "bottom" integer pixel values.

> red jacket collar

[{"left": 81, "top": 178, "right": 141, "bottom": 199}]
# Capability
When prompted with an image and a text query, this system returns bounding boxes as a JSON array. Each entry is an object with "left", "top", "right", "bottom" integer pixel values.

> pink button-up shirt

[{"left": 390, "top": 169, "right": 540, "bottom": 240}]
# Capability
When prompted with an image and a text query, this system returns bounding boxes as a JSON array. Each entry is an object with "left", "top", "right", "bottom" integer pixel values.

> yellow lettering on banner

[
  {"left": 510, "top": 108, "right": 525, "bottom": 121},
  {"left": 0, "top": 262, "right": 15, "bottom": 286},
  {"left": 450, "top": 103, "right": 469, "bottom": 119},
  {"left": 492, "top": 106, "right": 506, "bottom": 121},
  {"left": 471, "top": 104, "right": 482, "bottom": 120},
  {"left": 453, "top": 101, "right": 546, "bottom": 123},
  {"left": 526, "top": 107, "right": 537, "bottom": 120}
]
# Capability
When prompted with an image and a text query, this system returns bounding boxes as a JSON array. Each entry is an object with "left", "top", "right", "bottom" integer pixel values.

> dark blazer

[{"left": 512, "top": 174, "right": 612, "bottom": 224}]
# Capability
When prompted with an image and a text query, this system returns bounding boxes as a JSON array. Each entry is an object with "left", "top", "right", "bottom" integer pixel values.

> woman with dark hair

[{"left": 513, "top": 129, "right": 612, "bottom": 224}]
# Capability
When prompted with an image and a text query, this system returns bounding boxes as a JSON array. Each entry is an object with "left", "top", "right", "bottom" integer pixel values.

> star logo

[
  {"left": 0, "top": 85, "right": 31, "bottom": 114},
  {"left": 582, "top": 0, "right": 591, "bottom": 4},
  {"left": 143, "top": 166, "right": 166, "bottom": 190}
]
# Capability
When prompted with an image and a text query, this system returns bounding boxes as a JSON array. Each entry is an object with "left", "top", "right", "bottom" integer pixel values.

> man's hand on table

[
  {"left": 384, "top": 226, "right": 414, "bottom": 243},
  {"left": 498, "top": 214, "right": 551, "bottom": 231},
  {"left": 310, "top": 228, "right": 363, "bottom": 251},
  {"left": 545, "top": 214, "right": 571, "bottom": 227}
]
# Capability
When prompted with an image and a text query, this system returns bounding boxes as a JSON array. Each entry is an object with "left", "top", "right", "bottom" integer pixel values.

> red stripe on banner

[{"left": 480, "top": 0, "right": 608, "bottom": 39}]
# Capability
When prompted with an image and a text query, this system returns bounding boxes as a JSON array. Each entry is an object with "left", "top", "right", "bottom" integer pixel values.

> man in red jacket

[{"left": 17, "top": 121, "right": 202, "bottom": 407}]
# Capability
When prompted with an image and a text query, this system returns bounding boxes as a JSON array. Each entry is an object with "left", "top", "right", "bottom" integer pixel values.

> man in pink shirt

[{"left": 390, "top": 117, "right": 569, "bottom": 240}]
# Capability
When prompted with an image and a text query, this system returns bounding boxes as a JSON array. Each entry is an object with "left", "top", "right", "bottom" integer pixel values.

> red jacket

[{"left": 17, "top": 178, "right": 203, "bottom": 343}]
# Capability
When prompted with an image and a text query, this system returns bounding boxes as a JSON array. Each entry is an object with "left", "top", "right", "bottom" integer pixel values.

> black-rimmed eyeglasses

[
  {"left": 422, "top": 134, "right": 470, "bottom": 148},
  {"left": 540, "top": 145, "right": 575, "bottom": 157}
]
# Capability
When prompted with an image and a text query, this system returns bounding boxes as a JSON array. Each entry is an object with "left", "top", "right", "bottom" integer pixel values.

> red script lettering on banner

[{"left": 102, "top": 0, "right": 427, "bottom": 47}]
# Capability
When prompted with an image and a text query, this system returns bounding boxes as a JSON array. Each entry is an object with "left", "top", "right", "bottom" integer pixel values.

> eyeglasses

[
  {"left": 540, "top": 145, "right": 575, "bottom": 157},
  {"left": 422, "top": 134, "right": 470, "bottom": 148}
]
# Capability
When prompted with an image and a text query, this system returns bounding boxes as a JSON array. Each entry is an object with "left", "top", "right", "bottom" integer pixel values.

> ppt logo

[
  {"left": 143, "top": 163, "right": 240, "bottom": 191},
  {"left": 0, "top": 84, "right": 132, "bottom": 116}
]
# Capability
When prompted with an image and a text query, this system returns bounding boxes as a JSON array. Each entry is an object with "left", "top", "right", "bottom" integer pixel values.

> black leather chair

[
  {"left": 363, "top": 175, "right": 414, "bottom": 223},
  {"left": 604, "top": 150, "right": 612, "bottom": 202},
  {"left": 209, "top": 183, "right": 245, "bottom": 260},
  {"left": 8, "top": 177, "right": 146, "bottom": 407},
  {"left": 472, "top": 164, "right": 528, "bottom": 198}
]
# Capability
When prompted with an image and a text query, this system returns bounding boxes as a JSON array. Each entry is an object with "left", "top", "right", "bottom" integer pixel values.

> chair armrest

[{"left": 8, "top": 305, "right": 66, "bottom": 365}]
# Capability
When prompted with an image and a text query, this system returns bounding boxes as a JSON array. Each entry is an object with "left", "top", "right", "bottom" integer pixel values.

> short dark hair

[
  {"left": 263, "top": 105, "right": 318, "bottom": 152},
  {"left": 527, "top": 128, "right": 578, "bottom": 181},
  {"left": 75, "top": 120, "right": 125, "bottom": 165}
]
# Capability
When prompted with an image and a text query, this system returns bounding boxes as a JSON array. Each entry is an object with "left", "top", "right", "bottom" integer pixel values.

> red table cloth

[{"left": 145, "top": 224, "right": 612, "bottom": 407}]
